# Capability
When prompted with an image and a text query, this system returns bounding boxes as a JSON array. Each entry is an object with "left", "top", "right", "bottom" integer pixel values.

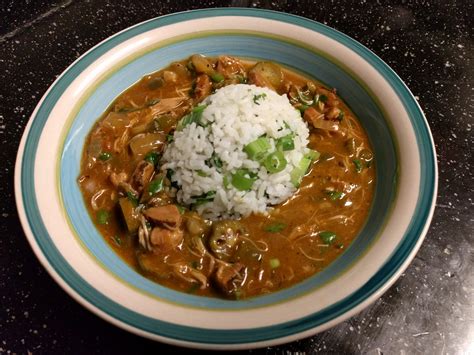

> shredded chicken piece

[
  {"left": 163, "top": 70, "right": 177, "bottom": 83},
  {"left": 172, "top": 262, "right": 208, "bottom": 289},
  {"left": 216, "top": 55, "right": 245, "bottom": 78},
  {"left": 131, "top": 160, "right": 154, "bottom": 192},
  {"left": 150, "top": 227, "right": 183, "bottom": 251},
  {"left": 149, "top": 97, "right": 184, "bottom": 116},
  {"left": 213, "top": 262, "right": 245, "bottom": 296},
  {"left": 109, "top": 171, "right": 128, "bottom": 188},
  {"left": 143, "top": 205, "right": 182, "bottom": 228},
  {"left": 194, "top": 74, "right": 212, "bottom": 101}
]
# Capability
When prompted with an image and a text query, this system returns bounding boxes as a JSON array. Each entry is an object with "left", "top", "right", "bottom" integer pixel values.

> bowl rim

[{"left": 14, "top": 8, "right": 437, "bottom": 349}]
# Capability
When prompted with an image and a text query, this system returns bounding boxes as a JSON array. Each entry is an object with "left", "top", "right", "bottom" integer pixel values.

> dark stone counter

[{"left": 1, "top": 1, "right": 472, "bottom": 353}]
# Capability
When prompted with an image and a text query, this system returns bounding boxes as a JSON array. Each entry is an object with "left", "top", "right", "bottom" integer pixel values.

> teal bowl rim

[{"left": 15, "top": 8, "right": 437, "bottom": 346}]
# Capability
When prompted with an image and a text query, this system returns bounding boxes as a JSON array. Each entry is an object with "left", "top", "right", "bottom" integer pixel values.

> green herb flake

[
  {"left": 166, "top": 134, "right": 174, "bottom": 143},
  {"left": 196, "top": 170, "right": 208, "bottom": 177},
  {"left": 148, "top": 177, "right": 164, "bottom": 196},
  {"left": 264, "top": 222, "right": 287, "bottom": 233},
  {"left": 96, "top": 209, "right": 109, "bottom": 225},
  {"left": 319, "top": 94, "right": 328, "bottom": 103},
  {"left": 253, "top": 93, "right": 267, "bottom": 105},
  {"left": 126, "top": 191, "right": 139, "bottom": 206},
  {"left": 98, "top": 152, "right": 112, "bottom": 161},
  {"left": 144, "top": 151, "right": 159, "bottom": 166},
  {"left": 337, "top": 110, "right": 345, "bottom": 121},
  {"left": 326, "top": 190, "right": 343, "bottom": 201},
  {"left": 112, "top": 235, "right": 122, "bottom": 247},
  {"left": 319, "top": 231, "right": 337, "bottom": 244},
  {"left": 176, "top": 205, "right": 186, "bottom": 214},
  {"left": 353, "top": 159, "right": 363, "bottom": 173},
  {"left": 192, "top": 191, "right": 216, "bottom": 205},
  {"left": 269, "top": 258, "right": 281, "bottom": 269},
  {"left": 211, "top": 72, "right": 225, "bottom": 83}
]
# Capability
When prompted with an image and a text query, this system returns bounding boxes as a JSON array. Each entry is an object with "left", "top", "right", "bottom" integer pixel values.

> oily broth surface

[{"left": 78, "top": 55, "right": 374, "bottom": 299}]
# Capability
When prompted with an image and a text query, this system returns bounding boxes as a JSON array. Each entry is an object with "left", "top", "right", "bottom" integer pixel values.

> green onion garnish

[
  {"left": 319, "top": 94, "right": 328, "bottom": 103},
  {"left": 210, "top": 72, "right": 225, "bottom": 83},
  {"left": 112, "top": 235, "right": 122, "bottom": 246},
  {"left": 269, "top": 258, "right": 280, "bottom": 269},
  {"left": 98, "top": 152, "right": 112, "bottom": 161},
  {"left": 176, "top": 105, "right": 208, "bottom": 131},
  {"left": 96, "top": 209, "right": 109, "bottom": 225},
  {"left": 192, "top": 191, "right": 216, "bottom": 205},
  {"left": 264, "top": 151, "right": 287, "bottom": 173},
  {"left": 264, "top": 222, "right": 287, "bottom": 233},
  {"left": 144, "top": 151, "right": 159, "bottom": 166},
  {"left": 353, "top": 159, "right": 363, "bottom": 173},
  {"left": 126, "top": 191, "right": 139, "bottom": 206},
  {"left": 196, "top": 170, "right": 207, "bottom": 177},
  {"left": 147, "top": 176, "right": 164, "bottom": 196},
  {"left": 290, "top": 149, "right": 320, "bottom": 187},
  {"left": 176, "top": 205, "right": 186, "bottom": 214},
  {"left": 243, "top": 137, "right": 271, "bottom": 161},
  {"left": 326, "top": 190, "right": 343, "bottom": 201},
  {"left": 319, "top": 231, "right": 337, "bottom": 244},
  {"left": 337, "top": 110, "right": 345, "bottom": 121},
  {"left": 231, "top": 169, "right": 257, "bottom": 191},
  {"left": 253, "top": 93, "right": 267, "bottom": 105},
  {"left": 276, "top": 134, "right": 295, "bottom": 151}
]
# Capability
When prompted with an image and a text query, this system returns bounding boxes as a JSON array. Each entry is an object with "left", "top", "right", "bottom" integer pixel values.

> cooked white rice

[{"left": 161, "top": 84, "right": 311, "bottom": 219}]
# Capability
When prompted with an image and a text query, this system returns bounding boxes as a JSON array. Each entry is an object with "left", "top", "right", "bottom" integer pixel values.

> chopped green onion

[
  {"left": 243, "top": 137, "right": 271, "bottom": 161},
  {"left": 290, "top": 150, "right": 320, "bottom": 187},
  {"left": 253, "top": 93, "right": 267, "bottom": 105},
  {"left": 98, "top": 152, "right": 112, "bottom": 161},
  {"left": 319, "top": 231, "right": 337, "bottom": 244},
  {"left": 276, "top": 134, "right": 295, "bottom": 151},
  {"left": 269, "top": 258, "right": 280, "bottom": 269},
  {"left": 319, "top": 94, "right": 328, "bottom": 103},
  {"left": 264, "top": 151, "right": 287, "bottom": 173},
  {"left": 112, "top": 235, "right": 122, "bottom": 247},
  {"left": 147, "top": 176, "right": 164, "bottom": 196},
  {"left": 353, "top": 159, "right": 363, "bottom": 173},
  {"left": 222, "top": 175, "right": 230, "bottom": 189},
  {"left": 126, "top": 191, "right": 139, "bottom": 206},
  {"left": 144, "top": 151, "right": 159, "bottom": 166},
  {"left": 176, "top": 205, "right": 186, "bottom": 214},
  {"left": 326, "top": 190, "right": 343, "bottom": 201},
  {"left": 264, "top": 222, "right": 287, "bottom": 233},
  {"left": 297, "top": 104, "right": 309, "bottom": 113},
  {"left": 306, "top": 149, "right": 321, "bottom": 161},
  {"left": 207, "top": 153, "right": 223, "bottom": 172},
  {"left": 236, "top": 75, "right": 248, "bottom": 84},
  {"left": 96, "top": 209, "right": 109, "bottom": 225},
  {"left": 176, "top": 105, "right": 207, "bottom": 131},
  {"left": 337, "top": 110, "right": 345, "bottom": 121},
  {"left": 196, "top": 170, "right": 207, "bottom": 177},
  {"left": 192, "top": 191, "right": 216, "bottom": 205},
  {"left": 210, "top": 72, "right": 225, "bottom": 83},
  {"left": 231, "top": 169, "right": 257, "bottom": 191}
]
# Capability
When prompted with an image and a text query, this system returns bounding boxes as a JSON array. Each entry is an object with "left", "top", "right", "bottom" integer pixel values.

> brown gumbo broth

[{"left": 78, "top": 54, "right": 375, "bottom": 299}]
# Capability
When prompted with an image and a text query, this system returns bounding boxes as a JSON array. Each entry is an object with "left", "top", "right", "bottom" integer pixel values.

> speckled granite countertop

[{"left": 1, "top": 1, "right": 472, "bottom": 354}]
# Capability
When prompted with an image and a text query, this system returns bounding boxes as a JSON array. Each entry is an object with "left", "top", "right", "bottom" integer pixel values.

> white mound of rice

[{"left": 161, "top": 84, "right": 311, "bottom": 219}]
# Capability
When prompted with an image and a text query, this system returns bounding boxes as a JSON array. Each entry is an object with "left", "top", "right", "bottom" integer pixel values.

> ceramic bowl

[{"left": 15, "top": 8, "right": 437, "bottom": 349}]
